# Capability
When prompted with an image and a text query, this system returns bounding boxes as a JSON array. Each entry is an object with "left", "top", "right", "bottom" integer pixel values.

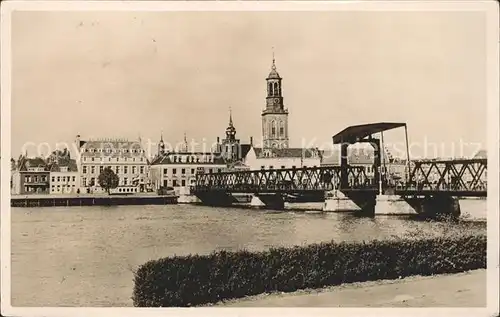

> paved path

[{"left": 220, "top": 270, "right": 486, "bottom": 307}]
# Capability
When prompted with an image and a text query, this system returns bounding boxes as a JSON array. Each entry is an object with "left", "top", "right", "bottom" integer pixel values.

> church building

[{"left": 242, "top": 55, "right": 322, "bottom": 170}]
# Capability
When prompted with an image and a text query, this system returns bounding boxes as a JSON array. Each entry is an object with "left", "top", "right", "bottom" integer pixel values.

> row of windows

[
  {"left": 82, "top": 156, "right": 145, "bottom": 162},
  {"left": 115, "top": 187, "right": 139, "bottom": 193},
  {"left": 83, "top": 148, "right": 145, "bottom": 154},
  {"left": 51, "top": 176, "right": 76, "bottom": 183},
  {"left": 82, "top": 165, "right": 145, "bottom": 175},
  {"left": 24, "top": 175, "right": 47, "bottom": 183},
  {"left": 51, "top": 184, "right": 76, "bottom": 191},
  {"left": 81, "top": 177, "right": 134, "bottom": 187},
  {"left": 169, "top": 156, "right": 216, "bottom": 163},
  {"left": 163, "top": 167, "right": 223, "bottom": 175},
  {"left": 163, "top": 179, "right": 195, "bottom": 187}
]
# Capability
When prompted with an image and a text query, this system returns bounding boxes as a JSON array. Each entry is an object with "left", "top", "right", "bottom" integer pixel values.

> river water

[{"left": 10, "top": 200, "right": 486, "bottom": 307}]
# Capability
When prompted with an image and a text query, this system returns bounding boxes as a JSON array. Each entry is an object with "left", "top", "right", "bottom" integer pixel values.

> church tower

[
  {"left": 262, "top": 53, "right": 289, "bottom": 149},
  {"left": 158, "top": 131, "right": 165, "bottom": 156},
  {"left": 221, "top": 108, "right": 241, "bottom": 163}
]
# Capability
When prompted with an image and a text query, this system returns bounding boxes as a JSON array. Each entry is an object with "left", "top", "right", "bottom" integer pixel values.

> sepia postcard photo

[{"left": 1, "top": 1, "right": 499, "bottom": 317}]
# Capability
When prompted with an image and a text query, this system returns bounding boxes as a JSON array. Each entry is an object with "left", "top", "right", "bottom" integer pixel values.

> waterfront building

[
  {"left": 149, "top": 138, "right": 227, "bottom": 197},
  {"left": 321, "top": 146, "right": 407, "bottom": 186},
  {"left": 243, "top": 146, "right": 321, "bottom": 170},
  {"left": 75, "top": 135, "right": 149, "bottom": 194},
  {"left": 11, "top": 157, "right": 50, "bottom": 195},
  {"left": 49, "top": 160, "right": 79, "bottom": 194}
]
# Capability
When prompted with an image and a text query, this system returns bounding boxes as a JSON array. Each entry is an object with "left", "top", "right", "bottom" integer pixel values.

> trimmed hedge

[{"left": 132, "top": 234, "right": 486, "bottom": 307}]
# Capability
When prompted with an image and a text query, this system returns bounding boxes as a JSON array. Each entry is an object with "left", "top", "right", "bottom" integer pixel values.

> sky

[{"left": 11, "top": 10, "right": 487, "bottom": 160}]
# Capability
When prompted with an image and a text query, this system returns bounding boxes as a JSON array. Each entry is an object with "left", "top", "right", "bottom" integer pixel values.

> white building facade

[
  {"left": 75, "top": 136, "right": 149, "bottom": 194},
  {"left": 243, "top": 146, "right": 321, "bottom": 170},
  {"left": 50, "top": 167, "right": 80, "bottom": 194},
  {"left": 149, "top": 151, "right": 227, "bottom": 196}
]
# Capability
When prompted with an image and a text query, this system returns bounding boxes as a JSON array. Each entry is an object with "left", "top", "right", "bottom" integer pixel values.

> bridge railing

[
  {"left": 193, "top": 166, "right": 378, "bottom": 193},
  {"left": 397, "top": 158, "right": 487, "bottom": 194}
]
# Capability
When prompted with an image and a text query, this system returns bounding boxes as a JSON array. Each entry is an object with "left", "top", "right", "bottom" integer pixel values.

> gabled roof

[
  {"left": 18, "top": 157, "right": 48, "bottom": 171},
  {"left": 240, "top": 144, "right": 252, "bottom": 159},
  {"left": 49, "top": 159, "right": 78, "bottom": 172},
  {"left": 474, "top": 149, "right": 487, "bottom": 159},
  {"left": 332, "top": 122, "right": 406, "bottom": 144},
  {"left": 252, "top": 147, "right": 320, "bottom": 159}
]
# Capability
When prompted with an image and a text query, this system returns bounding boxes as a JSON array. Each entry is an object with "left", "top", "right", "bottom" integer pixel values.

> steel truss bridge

[
  {"left": 193, "top": 122, "right": 487, "bottom": 217},
  {"left": 194, "top": 158, "right": 487, "bottom": 197}
]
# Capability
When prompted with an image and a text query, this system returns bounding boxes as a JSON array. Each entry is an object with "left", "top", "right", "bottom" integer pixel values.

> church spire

[
  {"left": 229, "top": 107, "right": 233, "bottom": 127},
  {"left": 272, "top": 47, "right": 276, "bottom": 70}
]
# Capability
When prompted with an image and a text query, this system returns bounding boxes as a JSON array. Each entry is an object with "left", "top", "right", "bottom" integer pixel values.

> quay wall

[{"left": 11, "top": 195, "right": 178, "bottom": 208}]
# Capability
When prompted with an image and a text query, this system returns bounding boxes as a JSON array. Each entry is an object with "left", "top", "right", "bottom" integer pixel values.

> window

[
  {"left": 280, "top": 127, "right": 284, "bottom": 136},
  {"left": 209, "top": 169, "right": 213, "bottom": 173},
  {"left": 173, "top": 180, "right": 177, "bottom": 187},
  {"left": 181, "top": 180, "right": 186, "bottom": 186},
  {"left": 191, "top": 168, "right": 195, "bottom": 174},
  {"left": 261, "top": 166, "right": 265, "bottom": 169},
  {"left": 218, "top": 168, "right": 221, "bottom": 173},
  {"left": 173, "top": 168, "right": 177, "bottom": 175},
  {"left": 181, "top": 168, "right": 186, "bottom": 175},
  {"left": 72, "top": 176, "right": 76, "bottom": 182},
  {"left": 91, "top": 166, "right": 95, "bottom": 174},
  {"left": 269, "top": 166, "right": 274, "bottom": 169},
  {"left": 140, "top": 166, "right": 145, "bottom": 174},
  {"left": 52, "top": 176, "right": 55, "bottom": 182},
  {"left": 115, "top": 166, "right": 120, "bottom": 174},
  {"left": 132, "top": 166, "right": 137, "bottom": 174},
  {"left": 83, "top": 166, "right": 87, "bottom": 174},
  {"left": 57, "top": 176, "right": 60, "bottom": 182},
  {"left": 82, "top": 178, "right": 87, "bottom": 186},
  {"left": 292, "top": 166, "right": 296, "bottom": 169},
  {"left": 124, "top": 178, "right": 128, "bottom": 185},
  {"left": 99, "top": 166, "right": 104, "bottom": 173},
  {"left": 92, "top": 158, "right": 95, "bottom": 162},
  {"left": 163, "top": 168, "right": 168, "bottom": 175},
  {"left": 281, "top": 166, "right": 285, "bottom": 169},
  {"left": 124, "top": 166, "right": 128, "bottom": 174}
]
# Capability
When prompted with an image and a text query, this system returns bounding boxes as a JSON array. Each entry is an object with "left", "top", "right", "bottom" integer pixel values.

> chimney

[
  {"left": 217, "top": 137, "right": 220, "bottom": 144},
  {"left": 250, "top": 136, "right": 253, "bottom": 145},
  {"left": 75, "top": 135, "right": 81, "bottom": 148}
]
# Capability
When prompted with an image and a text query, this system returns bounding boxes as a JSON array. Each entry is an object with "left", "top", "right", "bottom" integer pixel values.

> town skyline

[{"left": 11, "top": 10, "right": 487, "bottom": 159}]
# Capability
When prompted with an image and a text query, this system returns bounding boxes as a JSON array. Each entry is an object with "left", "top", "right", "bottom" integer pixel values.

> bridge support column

[
  {"left": 345, "top": 192, "right": 377, "bottom": 217},
  {"left": 256, "top": 194, "right": 285, "bottom": 210},
  {"left": 194, "top": 191, "right": 236, "bottom": 207},
  {"left": 405, "top": 195, "right": 461, "bottom": 220},
  {"left": 374, "top": 195, "right": 415, "bottom": 215}
]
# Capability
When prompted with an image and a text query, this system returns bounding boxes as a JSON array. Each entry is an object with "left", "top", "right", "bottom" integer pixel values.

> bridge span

[{"left": 192, "top": 122, "right": 487, "bottom": 218}]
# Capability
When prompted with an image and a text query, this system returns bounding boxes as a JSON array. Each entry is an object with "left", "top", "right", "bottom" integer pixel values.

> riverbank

[
  {"left": 219, "top": 269, "right": 487, "bottom": 307},
  {"left": 11, "top": 194, "right": 177, "bottom": 207}
]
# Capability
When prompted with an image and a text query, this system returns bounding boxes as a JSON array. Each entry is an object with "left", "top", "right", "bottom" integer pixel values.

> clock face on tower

[{"left": 274, "top": 98, "right": 280, "bottom": 104}]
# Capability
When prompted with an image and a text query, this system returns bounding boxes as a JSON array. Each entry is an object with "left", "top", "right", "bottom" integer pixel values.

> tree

[{"left": 98, "top": 167, "right": 119, "bottom": 194}]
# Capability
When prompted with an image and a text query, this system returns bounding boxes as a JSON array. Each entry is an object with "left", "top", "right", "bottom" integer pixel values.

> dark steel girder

[{"left": 193, "top": 166, "right": 375, "bottom": 194}]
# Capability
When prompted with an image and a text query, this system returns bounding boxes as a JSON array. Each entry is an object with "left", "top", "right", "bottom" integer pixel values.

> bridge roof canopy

[{"left": 332, "top": 122, "right": 406, "bottom": 144}]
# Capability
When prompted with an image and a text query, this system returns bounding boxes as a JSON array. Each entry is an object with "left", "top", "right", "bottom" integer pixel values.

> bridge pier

[
  {"left": 256, "top": 194, "right": 285, "bottom": 210},
  {"left": 405, "top": 195, "right": 461, "bottom": 220},
  {"left": 345, "top": 192, "right": 377, "bottom": 217},
  {"left": 193, "top": 191, "right": 236, "bottom": 207}
]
